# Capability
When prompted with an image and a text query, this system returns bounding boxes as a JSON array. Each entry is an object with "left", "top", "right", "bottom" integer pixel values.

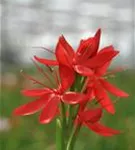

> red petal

[
  {"left": 76, "top": 29, "right": 101, "bottom": 63},
  {"left": 76, "top": 37, "right": 94, "bottom": 62},
  {"left": 59, "top": 65, "right": 75, "bottom": 92},
  {"left": 59, "top": 35, "right": 75, "bottom": 59},
  {"left": 74, "top": 65, "right": 94, "bottom": 76},
  {"left": 100, "top": 79, "right": 129, "bottom": 97},
  {"left": 95, "top": 61, "right": 111, "bottom": 76},
  {"left": 21, "top": 88, "right": 52, "bottom": 97},
  {"left": 78, "top": 88, "right": 94, "bottom": 112},
  {"left": 55, "top": 39, "right": 72, "bottom": 67},
  {"left": 86, "top": 87, "right": 95, "bottom": 99},
  {"left": 94, "top": 82, "right": 115, "bottom": 114},
  {"left": 93, "top": 28, "right": 101, "bottom": 54},
  {"left": 83, "top": 46, "right": 119, "bottom": 68},
  {"left": 86, "top": 122, "right": 120, "bottom": 136},
  {"left": 76, "top": 38, "right": 92, "bottom": 54},
  {"left": 62, "top": 92, "right": 88, "bottom": 104},
  {"left": 79, "top": 101, "right": 88, "bottom": 112},
  {"left": 13, "top": 93, "right": 51, "bottom": 116},
  {"left": 39, "top": 95, "right": 60, "bottom": 124},
  {"left": 79, "top": 108, "right": 102, "bottom": 123},
  {"left": 77, "top": 29, "right": 101, "bottom": 55},
  {"left": 34, "top": 56, "right": 58, "bottom": 66}
]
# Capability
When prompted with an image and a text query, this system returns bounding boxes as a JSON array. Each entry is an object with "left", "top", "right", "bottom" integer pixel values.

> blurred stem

[
  {"left": 67, "top": 77, "right": 76, "bottom": 132},
  {"left": 61, "top": 102, "right": 66, "bottom": 130},
  {"left": 68, "top": 74, "right": 82, "bottom": 130},
  {"left": 57, "top": 102, "right": 66, "bottom": 150},
  {"left": 68, "top": 105, "right": 73, "bottom": 131},
  {"left": 66, "top": 74, "right": 87, "bottom": 149},
  {"left": 66, "top": 123, "right": 82, "bottom": 150},
  {"left": 66, "top": 74, "right": 86, "bottom": 149},
  {"left": 56, "top": 119, "right": 63, "bottom": 150},
  {"left": 81, "top": 77, "right": 88, "bottom": 93},
  {"left": 66, "top": 102, "right": 81, "bottom": 150}
]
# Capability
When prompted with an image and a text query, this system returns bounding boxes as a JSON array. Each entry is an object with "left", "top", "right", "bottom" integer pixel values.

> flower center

[{"left": 53, "top": 88, "right": 63, "bottom": 96}]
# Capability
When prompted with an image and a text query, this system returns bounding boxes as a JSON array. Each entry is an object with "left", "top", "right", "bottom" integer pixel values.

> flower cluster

[{"left": 13, "top": 29, "right": 129, "bottom": 137}]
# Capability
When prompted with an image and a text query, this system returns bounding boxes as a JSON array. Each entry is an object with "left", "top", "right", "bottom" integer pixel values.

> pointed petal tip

[
  {"left": 123, "top": 93, "right": 129, "bottom": 97},
  {"left": 96, "top": 28, "right": 101, "bottom": 35},
  {"left": 98, "top": 28, "right": 101, "bottom": 31},
  {"left": 13, "top": 109, "right": 19, "bottom": 116},
  {"left": 34, "top": 55, "right": 37, "bottom": 60},
  {"left": 101, "top": 104, "right": 115, "bottom": 115},
  {"left": 105, "top": 104, "right": 115, "bottom": 115},
  {"left": 109, "top": 109, "right": 115, "bottom": 115},
  {"left": 94, "top": 28, "right": 101, "bottom": 40},
  {"left": 13, "top": 108, "right": 26, "bottom": 116},
  {"left": 100, "top": 79, "right": 129, "bottom": 98},
  {"left": 13, "top": 108, "right": 33, "bottom": 116},
  {"left": 39, "top": 118, "right": 51, "bottom": 124},
  {"left": 13, "top": 96, "right": 50, "bottom": 117},
  {"left": 117, "top": 92, "right": 129, "bottom": 98},
  {"left": 21, "top": 88, "right": 52, "bottom": 97},
  {"left": 86, "top": 122, "right": 121, "bottom": 136},
  {"left": 60, "top": 34, "right": 64, "bottom": 38},
  {"left": 115, "top": 50, "right": 120, "bottom": 54},
  {"left": 33, "top": 55, "right": 58, "bottom": 65}
]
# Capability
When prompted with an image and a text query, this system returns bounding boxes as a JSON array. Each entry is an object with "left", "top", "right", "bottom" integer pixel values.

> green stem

[
  {"left": 67, "top": 74, "right": 82, "bottom": 130},
  {"left": 81, "top": 77, "right": 88, "bottom": 93},
  {"left": 61, "top": 102, "right": 66, "bottom": 130},
  {"left": 66, "top": 123, "right": 82, "bottom": 150},
  {"left": 66, "top": 75, "right": 86, "bottom": 150},
  {"left": 56, "top": 119, "right": 63, "bottom": 150},
  {"left": 66, "top": 104, "right": 80, "bottom": 150},
  {"left": 57, "top": 73, "right": 86, "bottom": 150},
  {"left": 67, "top": 78, "right": 76, "bottom": 132},
  {"left": 57, "top": 102, "right": 66, "bottom": 150},
  {"left": 68, "top": 105, "right": 73, "bottom": 130}
]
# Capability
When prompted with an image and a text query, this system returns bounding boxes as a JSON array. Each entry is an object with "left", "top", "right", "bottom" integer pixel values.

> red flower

[
  {"left": 87, "top": 61, "right": 129, "bottom": 114},
  {"left": 13, "top": 65, "right": 88, "bottom": 124},
  {"left": 34, "top": 29, "right": 119, "bottom": 78},
  {"left": 78, "top": 108, "right": 120, "bottom": 136}
]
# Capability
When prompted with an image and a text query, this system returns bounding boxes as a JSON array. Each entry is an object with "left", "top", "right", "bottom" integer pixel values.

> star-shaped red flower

[
  {"left": 13, "top": 65, "right": 88, "bottom": 124},
  {"left": 34, "top": 29, "right": 119, "bottom": 80},
  {"left": 87, "top": 61, "right": 129, "bottom": 114}
]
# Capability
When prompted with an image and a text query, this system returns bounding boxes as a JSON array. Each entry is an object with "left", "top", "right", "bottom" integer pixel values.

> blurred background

[{"left": 0, "top": 0, "right": 135, "bottom": 150}]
